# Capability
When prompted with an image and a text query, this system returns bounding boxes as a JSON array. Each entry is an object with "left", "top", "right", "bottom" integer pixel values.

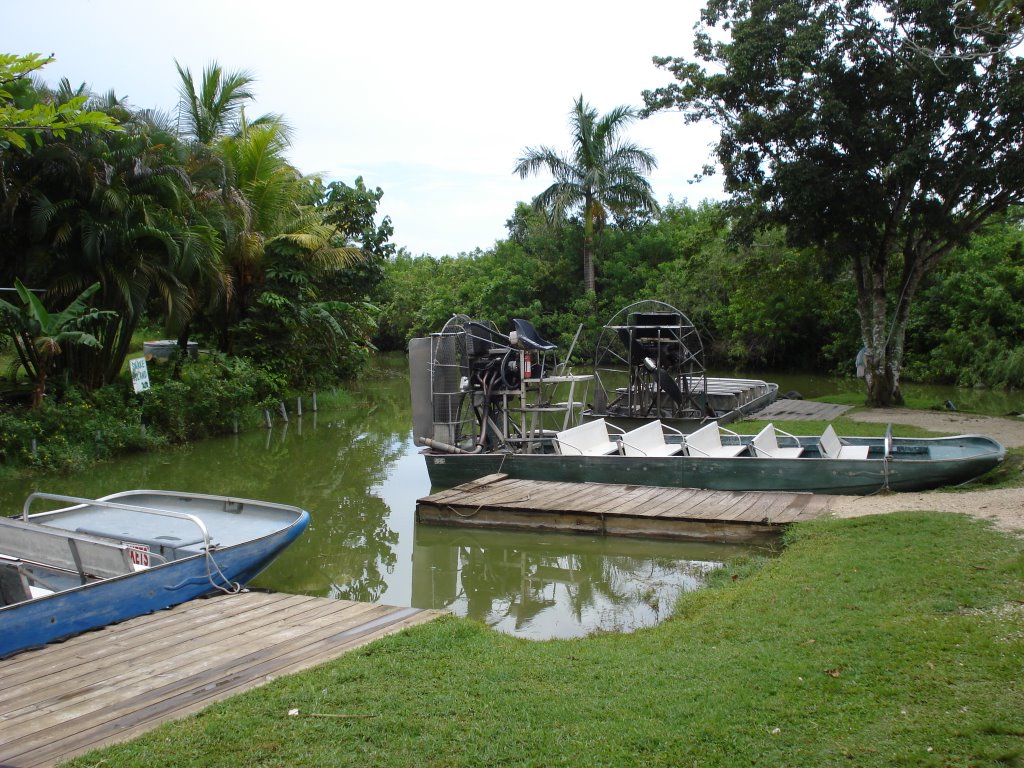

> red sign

[{"left": 126, "top": 543, "right": 151, "bottom": 568}]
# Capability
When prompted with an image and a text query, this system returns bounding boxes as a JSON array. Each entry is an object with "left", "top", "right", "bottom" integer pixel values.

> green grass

[{"left": 63, "top": 513, "right": 1024, "bottom": 767}]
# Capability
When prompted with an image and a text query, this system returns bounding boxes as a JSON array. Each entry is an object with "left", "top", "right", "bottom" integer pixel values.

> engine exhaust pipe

[{"left": 417, "top": 437, "right": 483, "bottom": 455}]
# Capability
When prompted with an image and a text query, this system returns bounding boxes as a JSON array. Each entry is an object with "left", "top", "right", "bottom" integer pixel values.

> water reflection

[
  {"left": 412, "top": 527, "right": 744, "bottom": 639},
  {"left": 0, "top": 355, "right": 765, "bottom": 640}
]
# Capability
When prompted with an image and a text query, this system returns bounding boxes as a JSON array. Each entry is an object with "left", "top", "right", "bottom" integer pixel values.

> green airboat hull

[{"left": 420, "top": 434, "right": 1005, "bottom": 496}]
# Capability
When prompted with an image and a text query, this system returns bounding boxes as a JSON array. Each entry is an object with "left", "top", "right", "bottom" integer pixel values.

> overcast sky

[{"left": 3, "top": 1, "right": 726, "bottom": 257}]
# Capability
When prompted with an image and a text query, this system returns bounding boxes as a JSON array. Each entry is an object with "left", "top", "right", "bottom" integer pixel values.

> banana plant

[{"left": 0, "top": 279, "right": 115, "bottom": 408}]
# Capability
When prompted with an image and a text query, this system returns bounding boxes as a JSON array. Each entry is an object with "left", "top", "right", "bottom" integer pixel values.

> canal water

[
  {"left": 0, "top": 355, "right": 761, "bottom": 640},
  {"left": 4, "top": 356, "right": 1016, "bottom": 639}
]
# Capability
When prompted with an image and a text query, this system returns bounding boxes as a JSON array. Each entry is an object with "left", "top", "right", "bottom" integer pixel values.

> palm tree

[
  {"left": 514, "top": 96, "right": 660, "bottom": 294},
  {"left": 175, "top": 61, "right": 285, "bottom": 145}
]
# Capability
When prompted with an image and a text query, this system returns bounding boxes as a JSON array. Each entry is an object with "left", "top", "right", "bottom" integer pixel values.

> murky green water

[
  {"left": 0, "top": 356, "right": 762, "bottom": 639},
  {"left": 5, "top": 356, "right": 1016, "bottom": 639}
]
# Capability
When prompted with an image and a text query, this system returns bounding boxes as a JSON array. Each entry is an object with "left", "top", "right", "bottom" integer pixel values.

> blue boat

[{"left": 0, "top": 490, "right": 310, "bottom": 658}]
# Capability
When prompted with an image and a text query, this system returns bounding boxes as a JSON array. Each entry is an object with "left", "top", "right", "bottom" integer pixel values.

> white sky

[{"left": 2, "top": 1, "right": 725, "bottom": 257}]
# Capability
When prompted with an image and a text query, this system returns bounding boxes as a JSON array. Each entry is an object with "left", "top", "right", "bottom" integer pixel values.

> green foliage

[
  {"left": 0, "top": 353, "right": 296, "bottom": 472},
  {"left": 0, "top": 280, "right": 114, "bottom": 407},
  {"left": 138, "top": 356, "right": 283, "bottom": 442},
  {"left": 0, "top": 53, "right": 119, "bottom": 152},
  {"left": 906, "top": 213, "right": 1024, "bottom": 387},
  {"left": 375, "top": 196, "right": 1024, "bottom": 391},
  {"left": 0, "top": 385, "right": 162, "bottom": 472}
]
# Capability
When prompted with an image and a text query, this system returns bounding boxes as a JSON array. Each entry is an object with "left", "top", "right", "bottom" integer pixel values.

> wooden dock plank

[
  {"left": 755, "top": 399, "right": 852, "bottom": 421},
  {"left": 2, "top": 600, "right": 389, "bottom": 740},
  {"left": 0, "top": 593, "right": 440, "bottom": 768},
  {"left": 417, "top": 478, "right": 834, "bottom": 543},
  {"left": 2, "top": 597, "right": 380, "bottom": 723}
]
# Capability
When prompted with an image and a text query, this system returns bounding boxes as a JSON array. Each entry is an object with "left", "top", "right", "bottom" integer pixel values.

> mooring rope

[{"left": 204, "top": 548, "right": 242, "bottom": 594}]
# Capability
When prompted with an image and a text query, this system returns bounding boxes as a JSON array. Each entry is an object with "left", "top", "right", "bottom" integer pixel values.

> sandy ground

[{"left": 824, "top": 408, "right": 1024, "bottom": 535}]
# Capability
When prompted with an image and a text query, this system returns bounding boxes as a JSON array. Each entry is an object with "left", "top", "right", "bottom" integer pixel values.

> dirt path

[{"left": 824, "top": 408, "right": 1024, "bottom": 534}]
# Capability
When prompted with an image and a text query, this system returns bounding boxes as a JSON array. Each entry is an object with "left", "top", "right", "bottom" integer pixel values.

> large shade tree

[
  {"left": 514, "top": 96, "right": 659, "bottom": 294},
  {"left": 644, "top": 0, "right": 1024, "bottom": 406}
]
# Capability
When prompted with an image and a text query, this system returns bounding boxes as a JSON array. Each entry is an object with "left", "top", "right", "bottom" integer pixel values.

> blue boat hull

[{"left": 0, "top": 512, "right": 308, "bottom": 658}]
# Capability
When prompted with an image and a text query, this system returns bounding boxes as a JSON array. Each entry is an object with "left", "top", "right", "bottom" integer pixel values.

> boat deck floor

[
  {"left": 417, "top": 474, "right": 835, "bottom": 544},
  {"left": 0, "top": 592, "right": 441, "bottom": 768}
]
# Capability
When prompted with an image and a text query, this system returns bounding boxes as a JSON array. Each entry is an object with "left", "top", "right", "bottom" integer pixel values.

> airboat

[
  {"left": 586, "top": 300, "right": 777, "bottom": 430},
  {"left": 408, "top": 312, "right": 1005, "bottom": 496}
]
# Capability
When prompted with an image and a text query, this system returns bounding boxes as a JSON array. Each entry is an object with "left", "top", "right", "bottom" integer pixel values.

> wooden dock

[
  {"left": 754, "top": 399, "right": 852, "bottom": 421},
  {"left": 417, "top": 474, "right": 833, "bottom": 544},
  {"left": 0, "top": 591, "right": 440, "bottom": 768}
]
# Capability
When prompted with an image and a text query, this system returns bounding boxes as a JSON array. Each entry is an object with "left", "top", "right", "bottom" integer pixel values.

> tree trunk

[
  {"left": 31, "top": 370, "right": 46, "bottom": 409},
  {"left": 174, "top": 323, "right": 192, "bottom": 380},
  {"left": 863, "top": 349, "right": 903, "bottom": 407},
  {"left": 855, "top": 242, "right": 928, "bottom": 408},
  {"left": 582, "top": 197, "right": 596, "bottom": 294},
  {"left": 582, "top": 235, "right": 595, "bottom": 294}
]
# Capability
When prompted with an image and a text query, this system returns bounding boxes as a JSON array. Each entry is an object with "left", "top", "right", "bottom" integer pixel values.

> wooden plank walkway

[
  {"left": 417, "top": 474, "right": 833, "bottom": 544},
  {"left": 0, "top": 592, "right": 440, "bottom": 768},
  {"left": 753, "top": 399, "right": 852, "bottom": 421}
]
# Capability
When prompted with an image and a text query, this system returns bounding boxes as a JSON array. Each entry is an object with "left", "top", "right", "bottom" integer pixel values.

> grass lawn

[{"left": 62, "top": 512, "right": 1024, "bottom": 767}]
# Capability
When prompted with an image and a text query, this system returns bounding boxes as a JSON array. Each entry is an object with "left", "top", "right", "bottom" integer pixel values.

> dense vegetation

[
  {"left": 371, "top": 202, "right": 1024, "bottom": 389},
  {"left": 1, "top": 55, "right": 394, "bottom": 403},
  {"left": 0, "top": 55, "right": 394, "bottom": 471}
]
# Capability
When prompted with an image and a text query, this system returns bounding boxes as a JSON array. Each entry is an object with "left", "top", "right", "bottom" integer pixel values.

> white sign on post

[{"left": 130, "top": 357, "right": 151, "bottom": 393}]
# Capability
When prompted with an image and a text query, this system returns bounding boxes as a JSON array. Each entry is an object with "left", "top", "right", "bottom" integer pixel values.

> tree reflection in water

[
  {"left": 411, "top": 526, "right": 758, "bottom": 640},
  {"left": 0, "top": 354, "right": 767, "bottom": 636}
]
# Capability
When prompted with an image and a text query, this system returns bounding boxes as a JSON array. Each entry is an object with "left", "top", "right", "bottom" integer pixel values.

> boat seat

[
  {"left": 553, "top": 418, "right": 623, "bottom": 456},
  {"left": 0, "top": 517, "right": 137, "bottom": 581},
  {"left": 511, "top": 318, "right": 557, "bottom": 351},
  {"left": 620, "top": 420, "right": 684, "bottom": 457},
  {"left": 819, "top": 424, "right": 870, "bottom": 460},
  {"left": 684, "top": 421, "right": 747, "bottom": 458},
  {"left": 751, "top": 423, "right": 804, "bottom": 459}
]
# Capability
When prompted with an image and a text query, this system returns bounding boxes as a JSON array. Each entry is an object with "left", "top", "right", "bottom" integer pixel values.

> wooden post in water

[
  {"left": 263, "top": 409, "right": 272, "bottom": 428},
  {"left": 312, "top": 391, "right": 318, "bottom": 412},
  {"left": 296, "top": 396, "right": 303, "bottom": 417},
  {"left": 279, "top": 401, "right": 289, "bottom": 423}
]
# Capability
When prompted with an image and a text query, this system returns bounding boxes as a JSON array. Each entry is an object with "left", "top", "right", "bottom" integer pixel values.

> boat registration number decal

[
  {"left": 433, "top": 458, "right": 446, "bottom": 464},
  {"left": 126, "top": 542, "right": 151, "bottom": 567}
]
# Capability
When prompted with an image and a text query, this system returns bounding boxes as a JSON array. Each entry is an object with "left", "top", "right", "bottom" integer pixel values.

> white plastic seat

[
  {"left": 751, "top": 423, "right": 804, "bottom": 459},
  {"left": 684, "top": 421, "right": 747, "bottom": 458},
  {"left": 619, "top": 420, "right": 684, "bottom": 457},
  {"left": 819, "top": 424, "right": 870, "bottom": 460},
  {"left": 553, "top": 418, "right": 622, "bottom": 456}
]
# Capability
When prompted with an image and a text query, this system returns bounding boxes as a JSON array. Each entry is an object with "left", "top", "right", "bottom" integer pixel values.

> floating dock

[
  {"left": 754, "top": 399, "right": 852, "bottom": 421},
  {"left": 0, "top": 591, "right": 440, "bottom": 768},
  {"left": 417, "top": 474, "right": 833, "bottom": 544}
]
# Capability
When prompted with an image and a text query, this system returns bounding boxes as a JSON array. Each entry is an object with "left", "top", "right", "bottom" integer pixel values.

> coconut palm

[{"left": 514, "top": 96, "right": 659, "bottom": 294}]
